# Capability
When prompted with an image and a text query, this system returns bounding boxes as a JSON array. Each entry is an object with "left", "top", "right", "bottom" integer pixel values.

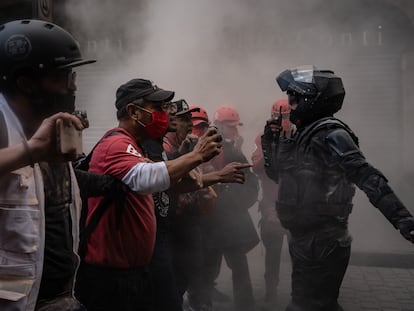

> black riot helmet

[
  {"left": 276, "top": 66, "right": 345, "bottom": 126},
  {"left": 0, "top": 19, "right": 96, "bottom": 86}
]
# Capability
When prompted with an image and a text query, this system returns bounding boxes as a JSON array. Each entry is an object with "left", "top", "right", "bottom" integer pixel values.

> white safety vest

[{"left": 0, "top": 94, "right": 81, "bottom": 311}]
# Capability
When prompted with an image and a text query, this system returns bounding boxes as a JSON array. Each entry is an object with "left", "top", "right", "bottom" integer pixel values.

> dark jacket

[
  {"left": 262, "top": 117, "right": 413, "bottom": 238},
  {"left": 204, "top": 140, "right": 260, "bottom": 253}
]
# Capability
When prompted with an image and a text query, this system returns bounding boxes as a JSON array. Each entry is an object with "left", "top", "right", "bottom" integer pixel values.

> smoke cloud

[{"left": 63, "top": 0, "right": 414, "bottom": 254}]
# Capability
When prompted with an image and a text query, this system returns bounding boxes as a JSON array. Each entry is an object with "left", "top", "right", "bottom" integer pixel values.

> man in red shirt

[{"left": 75, "top": 79, "right": 223, "bottom": 311}]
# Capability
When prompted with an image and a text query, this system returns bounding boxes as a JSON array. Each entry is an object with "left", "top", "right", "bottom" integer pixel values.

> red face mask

[
  {"left": 138, "top": 108, "right": 169, "bottom": 139},
  {"left": 192, "top": 123, "right": 209, "bottom": 138},
  {"left": 221, "top": 124, "right": 239, "bottom": 141}
]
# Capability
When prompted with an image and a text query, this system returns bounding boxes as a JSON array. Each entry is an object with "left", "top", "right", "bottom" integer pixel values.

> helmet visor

[
  {"left": 290, "top": 65, "right": 315, "bottom": 83},
  {"left": 276, "top": 65, "right": 318, "bottom": 96}
]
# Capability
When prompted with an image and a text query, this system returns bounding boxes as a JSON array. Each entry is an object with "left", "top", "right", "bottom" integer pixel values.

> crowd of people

[{"left": 0, "top": 19, "right": 413, "bottom": 311}]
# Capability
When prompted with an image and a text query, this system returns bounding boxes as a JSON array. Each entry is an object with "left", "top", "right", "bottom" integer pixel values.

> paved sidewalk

[
  {"left": 212, "top": 247, "right": 414, "bottom": 311},
  {"left": 339, "top": 265, "right": 414, "bottom": 311}
]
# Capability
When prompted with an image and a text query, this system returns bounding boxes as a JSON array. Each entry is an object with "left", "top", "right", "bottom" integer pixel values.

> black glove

[
  {"left": 262, "top": 120, "right": 280, "bottom": 142},
  {"left": 397, "top": 217, "right": 414, "bottom": 243},
  {"left": 261, "top": 125, "right": 279, "bottom": 183}
]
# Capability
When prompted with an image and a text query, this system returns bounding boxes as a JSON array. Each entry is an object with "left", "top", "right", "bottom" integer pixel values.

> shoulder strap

[
  {"left": 75, "top": 130, "right": 123, "bottom": 171},
  {"left": 78, "top": 195, "right": 115, "bottom": 259}
]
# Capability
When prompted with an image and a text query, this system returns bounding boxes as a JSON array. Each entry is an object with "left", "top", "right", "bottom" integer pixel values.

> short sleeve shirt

[{"left": 84, "top": 128, "right": 156, "bottom": 268}]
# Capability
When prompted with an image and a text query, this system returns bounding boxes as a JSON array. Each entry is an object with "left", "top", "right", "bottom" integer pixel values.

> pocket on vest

[
  {"left": 0, "top": 207, "right": 40, "bottom": 254},
  {"left": 0, "top": 277, "right": 35, "bottom": 302}
]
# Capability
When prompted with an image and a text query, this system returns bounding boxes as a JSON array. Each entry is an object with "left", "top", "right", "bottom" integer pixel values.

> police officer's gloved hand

[
  {"left": 263, "top": 120, "right": 280, "bottom": 142},
  {"left": 397, "top": 217, "right": 414, "bottom": 243},
  {"left": 263, "top": 120, "right": 274, "bottom": 141},
  {"left": 261, "top": 122, "right": 279, "bottom": 183}
]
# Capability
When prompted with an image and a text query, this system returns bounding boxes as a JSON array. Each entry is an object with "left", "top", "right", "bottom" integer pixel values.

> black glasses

[
  {"left": 141, "top": 101, "right": 171, "bottom": 112},
  {"left": 167, "top": 102, "right": 178, "bottom": 114}
]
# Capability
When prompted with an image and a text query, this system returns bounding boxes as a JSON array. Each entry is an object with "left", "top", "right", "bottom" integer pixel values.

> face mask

[
  {"left": 288, "top": 95, "right": 313, "bottom": 127},
  {"left": 192, "top": 126, "right": 207, "bottom": 138},
  {"left": 137, "top": 107, "right": 169, "bottom": 139},
  {"left": 222, "top": 125, "right": 239, "bottom": 141},
  {"left": 27, "top": 69, "right": 77, "bottom": 118},
  {"left": 289, "top": 109, "right": 300, "bottom": 125}
]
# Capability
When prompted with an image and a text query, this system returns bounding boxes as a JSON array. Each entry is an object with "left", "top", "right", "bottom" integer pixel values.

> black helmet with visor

[{"left": 276, "top": 65, "right": 345, "bottom": 127}]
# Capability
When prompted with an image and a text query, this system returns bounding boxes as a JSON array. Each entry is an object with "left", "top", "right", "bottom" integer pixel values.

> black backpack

[{"left": 74, "top": 131, "right": 127, "bottom": 258}]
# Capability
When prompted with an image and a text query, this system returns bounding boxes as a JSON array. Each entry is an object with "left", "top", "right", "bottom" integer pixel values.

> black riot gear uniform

[{"left": 262, "top": 66, "right": 414, "bottom": 311}]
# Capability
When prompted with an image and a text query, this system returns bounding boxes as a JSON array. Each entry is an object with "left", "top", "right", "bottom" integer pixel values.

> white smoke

[{"left": 64, "top": 0, "right": 414, "bottom": 256}]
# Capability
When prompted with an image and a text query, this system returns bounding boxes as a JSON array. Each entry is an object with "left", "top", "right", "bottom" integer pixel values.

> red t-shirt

[
  {"left": 162, "top": 132, "right": 180, "bottom": 155},
  {"left": 84, "top": 128, "right": 156, "bottom": 268}
]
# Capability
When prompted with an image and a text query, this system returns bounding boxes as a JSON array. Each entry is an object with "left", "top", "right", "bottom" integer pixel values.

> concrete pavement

[{"left": 212, "top": 242, "right": 414, "bottom": 311}]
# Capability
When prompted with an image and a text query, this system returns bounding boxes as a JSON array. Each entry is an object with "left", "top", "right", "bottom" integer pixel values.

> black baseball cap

[
  {"left": 115, "top": 78, "right": 175, "bottom": 109},
  {"left": 173, "top": 99, "right": 200, "bottom": 116}
]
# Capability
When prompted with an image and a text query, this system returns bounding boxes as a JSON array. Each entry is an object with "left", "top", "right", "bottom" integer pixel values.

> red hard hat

[
  {"left": 190, "top": 105, "right": 210, "bottom": 126},
  {"left": 271, "top": 98, "right": 294, "bottom": 133},
  {"left": 214, "top": 106, "right": 243, "bottom": 126},
  {"left": 271, "top": 99, "right": 290, "bottom": 117}
]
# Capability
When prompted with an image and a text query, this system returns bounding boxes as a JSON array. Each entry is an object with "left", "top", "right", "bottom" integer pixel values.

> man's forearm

[
  {"left": 200, "top": 171, "right": 223, "bottom": 187},
  {"left": 165, "top": 150, "right": 204, "bottom": 184},
  {"left": 0, "top": 143, "right": 32, "bottom": 175}
]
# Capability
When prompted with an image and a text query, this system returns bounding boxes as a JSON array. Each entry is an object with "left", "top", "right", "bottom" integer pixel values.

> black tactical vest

[{"left": 275, "top": 117, "right": 358, "bottom": 232}]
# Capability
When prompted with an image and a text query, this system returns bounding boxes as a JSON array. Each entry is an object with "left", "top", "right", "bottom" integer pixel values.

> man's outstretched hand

[{"left": 217, "top": 162, "right": 252, "bottom": 184}]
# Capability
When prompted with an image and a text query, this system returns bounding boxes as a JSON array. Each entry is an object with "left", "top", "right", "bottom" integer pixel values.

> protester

[
  {"left": 160, "top": 100, "right": 251, "bottom": 311},
  {"left": 163, "top": 100, "right": 206, "bottom": 309},
  {"left": 0, "top": 19, "right": 95, "bottom": 311},
  {"left": 144, "top": 100, "right": 213, "bottom": 311},
  {"left": 74, "top": 79, "right": 223, "bottom": 311},
  {"left": 143, "top": 101, "right": 183, "bottom": 311},
  {"left": 201, "top": 106, "right": 259, "bottom": 311},
  {"left": 251, "top": 99, "right": 295, "bottom": 309},
  {"left": 185, "top": 104, "right": 230, "bottom": 311}
]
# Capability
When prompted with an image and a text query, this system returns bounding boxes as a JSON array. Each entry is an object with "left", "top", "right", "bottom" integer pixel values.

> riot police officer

[{"left": 261, "top": 66, "right": 414, "bottom": 311}]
